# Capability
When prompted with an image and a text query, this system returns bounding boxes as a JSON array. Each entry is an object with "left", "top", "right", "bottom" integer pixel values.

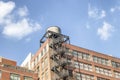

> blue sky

[{"left": 0, "top": 0, "right": 120, "bottom": 65}]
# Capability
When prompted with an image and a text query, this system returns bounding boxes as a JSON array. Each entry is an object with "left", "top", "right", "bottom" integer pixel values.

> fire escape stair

[{"left": 51, "top": 66, "right": 69, "bottom": 79}]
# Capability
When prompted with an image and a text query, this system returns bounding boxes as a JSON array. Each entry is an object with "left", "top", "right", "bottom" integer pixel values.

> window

[
  {"left": 102, "top": 59, "right": 105, "bottom": 65},
  {"left": 66, "top": 48, "right": 69, "bottom": 52},
  {"left": 78, "top": 52, "right": 82, "bottom": 59},
  {"left": 41, "top": 50, "right": 43, "bottom": 57},
  {"left": 108, "top": 71, "right": 112, "bottom": 76},
  {"left": 37, "top": 66, "right": 40, "bottom": 72},
  {"left": 77, "top": 52, "right": 90, "bottom": 61},
  {"left": 97, "top": 58, "right": 101, "bottom": 63},
  {"left": 10, "top": 73, "right": 20, "bottom": 80},
  {"left": 88, "top": 65, "right": 92, "bottom": 71},
  {"left": 0, "top": 70, "right": 2, "bottom": 79},
  {"left": 79, "top": 63, "right": 83, "bottom": 69},
  {"left": 112, "top": 61, "right": 120, "bottom": 68},
  {"left": 95, "top": 67, "right": 112, "bottom": 77},
  {"left": 44, "top": 57, "right": 48, "bottom": 67},
  {"left": 42, "top": 61, "right": 44, "bottom": 70},
  {"left": 76, "top": 73, "right": 94, "bottom": 80},
  {"left": 68, "top": 70, "right": 73, "bottom": 77},
  {"left": 97, "top": 77, "right": 109, "bottom": 80},
  {"left": 66, "top": 48, "right": 73, "bottom": 56},
  {"left": 72, "top": 50, "right": 78, "bottom": 57},
  {"left": 45, "top": 71, "right": 48, "bottom": 80},
  {"left": 68, "top": 58, "right": 71, "bottom": 63},
  {"left": 41, "top": 76, "right": 44, "bottom": 80},
  {"left": 74, "top": 61, "right": 79, "bottom": 68},
  {"left": 79, "top": 62, "right": 92, "bottom": 71},
  {"left": 96, "top": 67, "right": 100, "bottom": 73},
  {"left": 46, "top": 44, "right": 49, "bottom": 52},
  {"left": 24, "top": 76, "right": 33, "bottom": 80},
  {"left": 114, "top": 71, "right": 120, "bottom": 78},
  {"left": 37, "top": 55, "right": 39, "bottom": 63},
  {"left": 76, "top": 73, "right": 80, "bottom": 80},
  {"left": 31, "top": 62, "right": 34, "bottom": 69},
  {"left": 104, "top": 70, "right": 108, "bottom": 76},
  {"left": 93, "top": 56, "right": 109, "bottom": 66},
  {"left": 44, "top": 46, "right": 47, "bottom": 54},
  {"left": 39, "top": 53, "right": 41, "bottom": 61},
  {"left": 35, "top": 58, "right": 37, "bottom": 65},
  {"left": 43, "top": 47, "right": 45, "bottom": 54},
  {"left": 93, "top": 56, "right": 97, "bottom": 63},
  {"left": 83, "top": 54, "right": 87, "bottom": 60},
  {"left": 84, "top": 64, "right": 88, "bottom": 70},
  {"left": 100, "top": 68, "right": 103, "bottom": 74},
  {"left": 34, "top": 59, "right": 35, "bottom": 66},
  {"left": 41, "top": 73, "right": 44, "bottom": 80}
]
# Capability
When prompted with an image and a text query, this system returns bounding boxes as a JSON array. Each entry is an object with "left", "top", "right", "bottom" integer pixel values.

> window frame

[{"left": 10, "top": 73, "right": 20, "bottom": 80}]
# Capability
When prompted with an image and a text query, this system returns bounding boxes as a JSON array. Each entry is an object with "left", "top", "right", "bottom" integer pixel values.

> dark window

[
  {"left": 0, "top": 70, "right": 2, "bottom": 79},
  {"left": 69, "top": 70, "right": 73, "bottom": 77},
  {"left": 24, "top": 76, "right": 33, "bottom": 80},
  {"left": 10, "top": 73, "right": 20, "bottom": 80}
]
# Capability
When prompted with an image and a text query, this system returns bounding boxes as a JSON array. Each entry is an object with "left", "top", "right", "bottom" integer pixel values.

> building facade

[
  {"left": 30, "top": 27, "right": 120, "bottom": 80},
  {"left": 21, "top": 52, "right": 33, "bottom": 70},
  {"left": 1, "top": 26, "right": 120, "bottom": 80},
  {"left": 31, "top": 38, "right": 120, "bottom": 80},
  {"left": 0, "top": 57, "right": 38, "bottom": 80}
]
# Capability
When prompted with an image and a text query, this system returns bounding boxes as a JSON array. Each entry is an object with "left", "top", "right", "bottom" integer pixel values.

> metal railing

[{"left": 2, "top": 64, "right": 34, "bottom": 73}]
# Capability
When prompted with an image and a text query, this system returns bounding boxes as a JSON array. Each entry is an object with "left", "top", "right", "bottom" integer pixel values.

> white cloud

[
  {"left": 101, "top": 10, "right": 106, "bottom": 18},
  {"left": 0, "top": 1, "right": 41, "bottom": 40},
  {"left": 88, "top": 4, "right": 106, "bottom": 19},
  {"left": 97, "top": 22, "right": 114, "bottom": 40},
  {"left": 18, "top": 6, "right": 28, "bottom": 17},
  {"left": 0, "top": 1, "right": 15, "bottom": 23},
  {"left": 110, "top": 6, "right": 120, "bottom": 12},
  {"left": 110, "top": 8, "right": 115, "bottom": 12},
  {"left": 2, "top": 19, "right": 41, "bottom": 39}
]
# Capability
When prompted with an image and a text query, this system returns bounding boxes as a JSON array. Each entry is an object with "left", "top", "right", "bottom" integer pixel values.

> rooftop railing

[{"left": 2, "top": 64, "right": 34, "bottom": 73}]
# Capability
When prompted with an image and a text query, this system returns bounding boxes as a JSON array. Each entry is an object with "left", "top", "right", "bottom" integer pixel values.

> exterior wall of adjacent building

[
  {"left": 65, "top": 43, "right": 120, "bottom": 80},
  {"left": 21, "top": 52, "right": 33, "bottom": 70},
  {"left": 0, "top": 57, "right": 38, "bottom": 80},
  {"left": 31, "top": 39, "right": 120, "bottom": 80},
  {"left": 0, "top": 57, "right": 16, "bottom": 66},
  {"left": 31, "top": 39, "right": 51, "bottom": 80}
]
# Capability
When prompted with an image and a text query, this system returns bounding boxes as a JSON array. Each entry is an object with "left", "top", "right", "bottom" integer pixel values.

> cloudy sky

[{"left": 0, "top": 0, "right": 120, "bottom": 65}]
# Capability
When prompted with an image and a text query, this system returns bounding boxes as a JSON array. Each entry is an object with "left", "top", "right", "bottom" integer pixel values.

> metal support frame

[{"left": 40, "top": 31, "right": 70, "bottom": 46}]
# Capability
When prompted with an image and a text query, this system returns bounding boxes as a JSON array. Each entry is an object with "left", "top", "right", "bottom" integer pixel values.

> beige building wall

[{"left": 31, "top": 39, "right": 120, "bottom": 80}]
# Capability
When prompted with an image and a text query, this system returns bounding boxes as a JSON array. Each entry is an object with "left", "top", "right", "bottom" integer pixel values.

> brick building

[
  {"left": 1, "top": 26, "right": 120, "bottom": 80},
  {"left": 0, "top": 57, "right": 38, "bottom": 80},
  {"left": 30, "top": 26, "right": 120, "bottom": 80}
]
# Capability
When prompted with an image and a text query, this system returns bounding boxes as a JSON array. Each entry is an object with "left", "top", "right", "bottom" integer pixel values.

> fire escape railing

[{"left": 40, "top": 31, "right": 75, "bottom": 80}]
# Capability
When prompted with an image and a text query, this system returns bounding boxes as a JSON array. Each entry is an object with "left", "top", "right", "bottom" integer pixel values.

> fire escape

[{"left": 40, "top": 30, "right": 75, "bottom": 80}]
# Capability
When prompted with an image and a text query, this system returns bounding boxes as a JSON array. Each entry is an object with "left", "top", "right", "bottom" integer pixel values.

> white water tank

[{"left": 47, "top": 26, "right": 61, "bottom": 34}]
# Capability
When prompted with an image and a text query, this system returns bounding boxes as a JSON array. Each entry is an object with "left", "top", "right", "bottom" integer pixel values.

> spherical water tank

[{"left": 47, "top": 26, "right": 61, "bottom": 34}]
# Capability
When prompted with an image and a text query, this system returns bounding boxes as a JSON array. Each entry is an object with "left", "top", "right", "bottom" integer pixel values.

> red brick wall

[
  {"left": 0, "top": 71, "right": 10, "bottom": 80},
  {"left": 0, "top": 58, "right": 38, "bottom": 80},
  {"left": 1, "top": 58, "right": 16, "bottom": 66}
]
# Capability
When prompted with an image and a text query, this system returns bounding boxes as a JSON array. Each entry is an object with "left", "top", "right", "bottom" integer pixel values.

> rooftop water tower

[
  {"left": 40, "top": 26, "right": 69, "bottom": 44},
  {"left": 46, "top": 26, "right": 61, "bottom": 38},
  {"left": 47, "top": 26, "right": 61, "bottom": 34}
]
